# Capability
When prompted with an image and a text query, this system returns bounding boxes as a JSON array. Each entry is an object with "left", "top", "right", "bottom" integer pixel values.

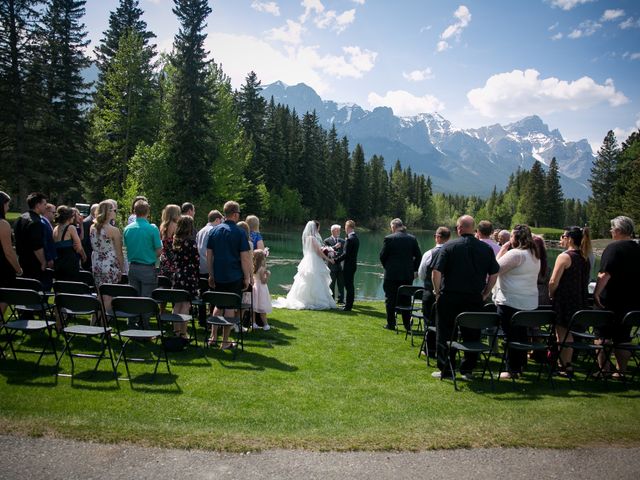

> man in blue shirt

[{"left": 206, "top": 201, "right": 251, "bottom": 349}]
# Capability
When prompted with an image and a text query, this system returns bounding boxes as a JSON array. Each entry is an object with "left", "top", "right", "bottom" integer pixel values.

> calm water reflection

[{"left": 263, "top": 229, "right": 597, "bottom": 301}]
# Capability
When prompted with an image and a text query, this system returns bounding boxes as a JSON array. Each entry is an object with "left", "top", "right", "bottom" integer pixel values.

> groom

[{"left": 335, "top": 220, "right": 359, "bottom": 311}]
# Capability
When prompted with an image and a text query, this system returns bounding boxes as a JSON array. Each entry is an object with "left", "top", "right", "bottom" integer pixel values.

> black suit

[
  {"left": 324, "top": 235, "right": 345, "bottom": 303},
  {"left": 335, "top": 232, "right": 359, "bottom": 309},
  {"left": 379, "top": 230, "right": 422, "bottom": 329},
  {"left": 81, "top": 216, "right": 93, "bottom": 271}
]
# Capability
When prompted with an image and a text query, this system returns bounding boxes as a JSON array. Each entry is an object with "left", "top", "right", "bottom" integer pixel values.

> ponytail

[{"left": 580, "top": 227, "right": 591, "bottom": 261}]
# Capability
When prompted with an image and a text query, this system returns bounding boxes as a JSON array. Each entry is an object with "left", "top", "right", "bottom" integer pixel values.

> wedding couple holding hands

[{"left": 274, "top": 220, "right": 359, "bottom": 311}]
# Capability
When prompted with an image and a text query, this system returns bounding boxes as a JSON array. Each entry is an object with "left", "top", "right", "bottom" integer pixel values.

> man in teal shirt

[{"left": 123, "top": 200, "right": 161, "bottom": 324}]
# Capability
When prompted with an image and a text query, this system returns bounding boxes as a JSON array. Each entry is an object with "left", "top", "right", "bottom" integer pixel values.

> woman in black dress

[
  {"left": 171, "top": 215, "right": 199, "bottom": 338},
  {"left": 548, "top": 226, "right": 591, "bottom": 376},
  {"left": 0, "top": 192, "right": 24, "bottom": 315}
]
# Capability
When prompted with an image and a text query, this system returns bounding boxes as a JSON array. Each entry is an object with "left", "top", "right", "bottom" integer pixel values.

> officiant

[{"left": 324, "top": 224, "right": 345, "bottom": 304}]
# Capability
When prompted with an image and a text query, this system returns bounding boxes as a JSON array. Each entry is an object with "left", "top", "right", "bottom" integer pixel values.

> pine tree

[
  {"left": 88, "top": 30, "right": 158, "bottom": 199},
  {"left": 348, "top": 143, "right": 368, "bottom": 221},
  {"left": 167, "top": 0, "right": 213, "bottom": 201},
  {"left": 0, "top": 0, "right": 43, "bottom": 206},
  {"left": 618, "top": 131, "right": 640, "bottom": 223},
  {"left": 39, "top": 0, "right": 91, "bottom": 202},
  {"left": 516, "top": 162, "right": 545, "bottom": 227},
  {"left": 545, "top": 157, "right": 564, "bottom": 227},
  {"left": 589, "top": 130, "right": 620, "bottom": 235},
  {"left": 94, "top": 0, "right": 155, "bottom": 87}
]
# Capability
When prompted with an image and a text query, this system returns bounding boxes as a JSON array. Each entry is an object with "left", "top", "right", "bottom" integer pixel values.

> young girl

[{"left": 252, "top": 249, "right": 272, "bottom": 331}]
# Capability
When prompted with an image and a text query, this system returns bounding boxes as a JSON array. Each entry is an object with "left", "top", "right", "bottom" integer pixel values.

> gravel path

[{"left": 1, "top": 435, "right": 639, "bottom": 480}]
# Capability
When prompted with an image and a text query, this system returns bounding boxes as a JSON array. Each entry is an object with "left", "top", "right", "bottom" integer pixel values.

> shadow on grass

[
  {"left": 349, "top": 304, "right": 386, "bottom": 320},
  {"left": 124, "top": 372, "right": 182, "bottom": 394},
  {"left": 206, "top": 348, "right": 298, "bottom": 372},
  {"left": 0, "top": 360, "right": 59, "bottom": 387}
]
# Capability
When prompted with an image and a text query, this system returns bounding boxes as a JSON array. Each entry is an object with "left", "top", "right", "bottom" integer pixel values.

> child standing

[{"left": 252, "top": 249, "right": 272, "bottom": 331}]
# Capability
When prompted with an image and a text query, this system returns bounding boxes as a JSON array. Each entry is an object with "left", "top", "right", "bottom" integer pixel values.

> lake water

[{"left": 262, "top": 229, "right": 592, "bottom": 300}]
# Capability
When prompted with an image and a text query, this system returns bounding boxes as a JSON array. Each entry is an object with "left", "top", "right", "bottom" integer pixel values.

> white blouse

[{"left": 494, "top": 248, "right": 540, "bottom": 311}]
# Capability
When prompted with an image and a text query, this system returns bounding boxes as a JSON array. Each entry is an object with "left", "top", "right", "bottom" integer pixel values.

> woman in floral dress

[
  {"left": 91, "top": 200, "right": 124, "bottom": 314},
  {"left": 159, "top": 204, "right": 181, "bottom": 279},
  {"left": 171, "top": 215, "right": 199, "bottom": 337}
]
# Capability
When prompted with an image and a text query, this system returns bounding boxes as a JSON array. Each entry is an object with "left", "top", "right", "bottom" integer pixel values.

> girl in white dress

[
  {"left": 252, "top": 249, "right": 272, "bottom": 330},
  {"left": 274, "top": 221, "right": 337, "bottom": 310}
]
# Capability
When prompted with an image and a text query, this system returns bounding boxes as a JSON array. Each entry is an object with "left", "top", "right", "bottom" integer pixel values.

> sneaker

[
  {"left": 431, "top": 371, "right": 453, "bottom": 379},
  {"left": 252, "top": 323, "right": 260, "bottom": 329},
  {"left": 459, "top": 372, "right": 474, "bottom": 381},
  {"left": 263, "top": 324, "right": 271, "bottom": 331}
]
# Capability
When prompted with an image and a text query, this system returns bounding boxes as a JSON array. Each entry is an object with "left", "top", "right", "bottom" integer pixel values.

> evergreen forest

[{"left": 1, "top": 0, "right": 639, "bottom": 236}]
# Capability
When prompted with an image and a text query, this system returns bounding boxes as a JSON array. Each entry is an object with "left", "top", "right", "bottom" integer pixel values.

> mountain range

[{"left": 260, "top": 81, "right": 594, "bottom": 200}]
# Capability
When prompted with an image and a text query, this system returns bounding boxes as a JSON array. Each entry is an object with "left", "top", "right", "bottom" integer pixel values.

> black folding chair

[
  {"left": 111, "top": 297, "right": 170, "bottom": 381},
  {"left": 54, "top": 293, "right": 118, "bottom": 381},
  {"left": 76, "top": 270, "right": 96, "bottom": 293},
  {"left": 559, "top": 309, "right": 614, "bottom": 381},
  {"left": 404, "top": 287, "right": 426, "bottom": 345},
  {"left": 53, "top": 280, "right": 95, "bottom": 317},
  {"left": 12, "top": 277, "right": 55, "bottom": 315},
  {"left": 611, "top": 311, "right": 640, "bottom": 382},
  {"left": 446, "top": 312, "right": 500, "bottom": 391},
  {"left": 394, "top": 285, "right": 423, "bottom": 335},
  {"left": 419, "top": 302, "right": 437, "bottom": 365},
  {"left": 498, "top": 310, "right": 557, "bottom": 386},
  {"left": 157, "top": 275, "right": 172, "bottom": 289},
  {"left": 193, "top": 276, "right": 211, "bottom": 327},
  {"left": 202, "top": 291, "right": 243, "bottom": 357},
  {"left": 99, "top": 283, "right": 139, "bottom": 326},
  {"left": 0, "top": 288, "right": 58, "bottom": 366},
  {"left": 151, "top": 288, "right": 198, "bottom": 347}
]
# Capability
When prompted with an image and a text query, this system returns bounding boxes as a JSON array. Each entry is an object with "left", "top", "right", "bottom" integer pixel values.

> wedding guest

[
  {"left": 181, "top": 202, "right": 195, "bottom": 218},
  {"left": 159, "top": 204, "right": 180, "bottom": 278},
  {"left": 0, "top": 192, "right": 23, "bottom": 297},
  {"left": 335, "top": 220, "right": 359, "bottom": 312},
  {"left": 548, "top": 226, "right": 591, "bottom": 377},
  {"left": 593, "top": 216, "right": 640, "bottom": 377},
  {"left": 246, "top": 215, "right": 265, "bottom": 251},
  {"left": 82, "top": 203, "right": 99, "bottom": 271},
  {"left": 418, "top": 226, "right": 450, "bottom": 320},
  {"left": 40, "top": 203, "right": 56, "bottom": 290},
  {"left": 324, "top": 224, "right": 345, "bottom": 304},
  {"left": 252, "top": 249, "right": 272, "bottom": 331},
  {"left": 380, "top": 218, "right": 422, "bottom": 331},
  {"left": 52, "top": 206, "right": 87, "bottom": 281},
  {"left": 495, "top": 225, "right": 540, "bottom": 379},
  {"left": 498, "top": 230, "right": 511, "bottom": 246},
  {"left": 127, "top": 195, "right": 148, "bottom": 225},
  {"left": 91, "top": 200, "right": 124, "bottom": 314},
  {"left": 171, "top": 215, "right": 199, "bottom": 338},
  {"left": 71, "top": 207, "right": 84, "bottom": 242},
  {"left": 14, "top": 192, "right": 48, "bottom": 281},
  {"left": 477, "top": 220, "right": 500, "bottom": 256},
  {"left": 196, "top": 209, "right": 223, "bottom": 275}
]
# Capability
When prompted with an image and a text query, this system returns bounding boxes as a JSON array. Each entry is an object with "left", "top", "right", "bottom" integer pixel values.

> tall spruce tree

[
  {"left": 545, "top": 157, "right": 564, "bottom": 227},
  {"left": 348, "top": 143, "right": 368, "bottom": 221},
  {"left": 88, "top": 30, "right": 158, "bottom": 199},
  {"left": 516, "top": 161, "right": 545, "bottom": 227},
  {"left": 618, "top": 131, "right": 640, "bottom": 223},
  {"left": 0, "top": 0, "right": 43, "bottom": 205},
  {"left": 167, "top": 0, "right": 213, "bottom": 201},
  {"left": 39, "top": 0, "right": 91, "bottom": 202},
  {"left": 589, "top": 130, "right": 620, "bottom": 235},
  {"left": 94, "top": 0, "right": 155, "bottom": 87}
]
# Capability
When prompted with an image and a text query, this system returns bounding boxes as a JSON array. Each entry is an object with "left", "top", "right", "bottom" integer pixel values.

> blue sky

[{"left": 83, "top": 0, "right": 640, "bottom": 150}]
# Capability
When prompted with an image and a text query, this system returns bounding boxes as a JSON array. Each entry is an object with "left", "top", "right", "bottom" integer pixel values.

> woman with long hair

[
  {"left": 0, "top": 192, "right": 23, "bottom": 314},
  {"left": 495, "top": 224, "right": 540, "bottom": 378},
  {"left": 549, "top": 226, "right": 591, "bottom": 377},
  {"left": 171, "top": 215, "right": 199, "bottom": 338},
  {"left": 91, "top": 200, "right": 124, "bottom": 313},
  {"left": 159, "top": 204, "right": 181, "bottom": 279},
  {"left": 52, "top": 206, "right": 86, "bottom": 281}
]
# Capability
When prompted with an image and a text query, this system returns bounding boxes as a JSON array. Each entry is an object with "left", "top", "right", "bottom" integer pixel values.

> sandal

[
  {"left": 220, "top": 342, "right": 237, "bottom": 350},
  {"left": 558, "top": 363, "right": 574, "bottom": 378},
  {"left": 207, "top": 338, "right": 217, "bottom": 347}
]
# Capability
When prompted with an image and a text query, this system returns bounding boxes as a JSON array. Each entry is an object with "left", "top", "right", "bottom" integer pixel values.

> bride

[{"left": 274, "top": 221, "right": 337, "bottom": 310}]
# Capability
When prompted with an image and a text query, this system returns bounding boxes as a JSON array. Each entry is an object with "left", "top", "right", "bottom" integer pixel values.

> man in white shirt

[
  {"left": 196, "top": 209, "right": 223, "bottom": 275},
  {"left": 476, "top": 220, "right": 500, "bottom": 256},
  {"left": 418, "top": 226, "right": 450, "bottom": 321}
]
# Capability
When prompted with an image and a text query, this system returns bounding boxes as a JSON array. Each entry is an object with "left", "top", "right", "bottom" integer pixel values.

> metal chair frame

[{"left": 202, "top": 291, "right": 243, "bottom": 358}]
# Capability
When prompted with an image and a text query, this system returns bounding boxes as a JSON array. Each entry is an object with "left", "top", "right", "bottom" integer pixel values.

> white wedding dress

[{"left": 273, "top": 221, "right": 337, "bottom": 310}]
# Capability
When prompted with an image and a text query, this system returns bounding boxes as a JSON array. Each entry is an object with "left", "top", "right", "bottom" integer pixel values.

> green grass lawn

[{"left": 1, "top": 302, "right": 639, "bottom": 451}]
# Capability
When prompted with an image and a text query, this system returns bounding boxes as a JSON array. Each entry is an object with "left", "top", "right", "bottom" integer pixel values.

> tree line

[{"left": 1, "top": 1, "right": 637, "bottom": 234}]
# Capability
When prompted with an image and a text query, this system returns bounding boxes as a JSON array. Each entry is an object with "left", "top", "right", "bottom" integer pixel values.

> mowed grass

[{"left": 1, "top": 301, "right": 639, "bottom": 451}]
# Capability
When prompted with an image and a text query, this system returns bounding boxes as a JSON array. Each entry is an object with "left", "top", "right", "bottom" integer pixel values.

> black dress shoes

[
  {"left": 341, "top": 306, "right": 352, "bottom": 311},
  {"left": 382, "top": 324, "right": 395, "bottom": 330}
]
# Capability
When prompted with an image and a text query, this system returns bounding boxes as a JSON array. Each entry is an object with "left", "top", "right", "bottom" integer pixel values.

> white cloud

[
  {"left": 567, "top": 19, "right": 601, "bottom": 39},
  {"left": 623, "top": 52, "right": 640, "bottom": 61},
  {"left": 548, "top": 22, "right": 559, "bottom": 31},
  {"left": 315, "top": 8, "right": 356, "bottom": 33},
  {"left": 251, "top": 1, "right": 280, "bottom": 16},
  {"left": 601, "top": 9, "right": 624, "bottom": 21},
  {"left": 295, "top": 45, "right": 376, "bottom": 78},
  {"left": 467, "top": 69, "right": 629, "bottom": 118},
  {"left": 352, "top": 0, "right": 365, "bottom": 4},
  {"left": 619, "top": 17, "right": 640, "bottom": 29},
  {"left": 613, "top": 116, "right": 640, "bottom": 144},
  {"left": 437, "top": 5, "right": 471, "bottom": 52},
  {"left": 367, "top": 90, "right": 445, "bottom": 116},
  {"left": 203, "top": 32, "right": 329, "bottom": 95},
  {"left": 420, "top": 25, "right": 432, "bottom": 33},
  {"left": 551, "top": 32, "right": 563, "bottom": 40},
  {"left": 267, "top": 19, "right": 304, "bottom": 45},
  {"left": 549, "top": 0, "right": 594, "bottom": 11},
  {"left": 300, "top": 0, "right": 325, "bottom": 24},
  {"left": 402, "top": 68, "right": 434, "bottom": 82}
]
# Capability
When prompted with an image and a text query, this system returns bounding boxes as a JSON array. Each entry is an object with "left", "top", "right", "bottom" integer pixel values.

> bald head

[{"left": 456, "top": 215, "right": 475, "bottom": 235}]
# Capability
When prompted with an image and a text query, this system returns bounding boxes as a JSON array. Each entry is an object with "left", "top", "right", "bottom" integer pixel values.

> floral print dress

[
  {"left": 171, "top": 238, "right": 199, "bottom": 297},
  {"left": 159, "top": 236, "right": 177, "bottom": 279},
  {"left": 91, "top": 227, "right": 121, "bottom": 287}
]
